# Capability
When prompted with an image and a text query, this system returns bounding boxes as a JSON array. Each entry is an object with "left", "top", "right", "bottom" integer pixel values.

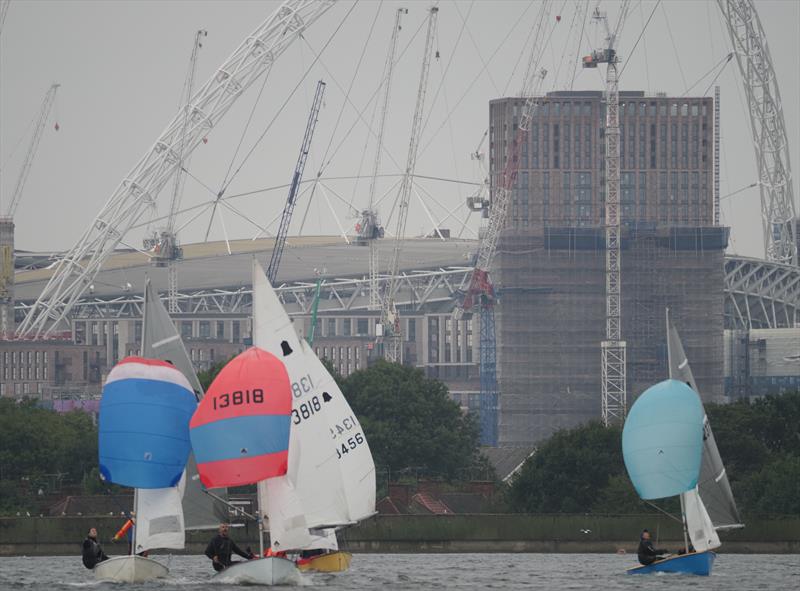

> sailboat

[
  {"left": 189, "top": 347, "right": 301, "bottom": 586},
  {"left": 622, "top": 309, "right": 743, "bottom": 576},
  {"left": 140, "top": 279, "right": 229, "bottom": 532},
  {"left": 252, "top": 260, "right": 376, "bottom": 572},
  {"left": 95, "top": 357, "right": 198, "bottom": 583}
]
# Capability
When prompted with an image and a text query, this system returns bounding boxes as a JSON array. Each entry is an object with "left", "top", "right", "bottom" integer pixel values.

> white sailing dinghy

[
  {"left": 189, "top": 347, "right": 301, "bottom": 586},
  {"left": 623, "top": 309, "right": 743, "bottom": 576},
  {"left": 252, "top": 260, "right": 376, "bottom": 572},
  {"left": 96, "top": 358, "right": 197, "bottom": 583}
]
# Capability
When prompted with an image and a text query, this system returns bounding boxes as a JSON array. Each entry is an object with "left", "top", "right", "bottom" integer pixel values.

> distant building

[
  {"left": 490, "top": 90, "right": 727, "bottom": 445},
  {"left": 724, "top": 328, "right": 800, "bottom": 398}
]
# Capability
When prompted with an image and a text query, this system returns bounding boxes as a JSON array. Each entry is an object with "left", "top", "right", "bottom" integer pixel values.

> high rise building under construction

[{"left": 490, "top": 90, "right": 728, "bottom": 446}]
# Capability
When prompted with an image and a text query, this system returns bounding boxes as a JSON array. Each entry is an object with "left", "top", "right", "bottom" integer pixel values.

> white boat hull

[
  {"left": 93, "top": 555, "right": 169, "bottom": 583},
  {"left": 212, "top": 557, "right": 301, "bottom": 586}
]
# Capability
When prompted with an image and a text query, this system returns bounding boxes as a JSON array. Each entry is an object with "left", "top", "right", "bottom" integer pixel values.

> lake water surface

[{"left": 1, "top": 553, "right": 798, "bottom": 590}]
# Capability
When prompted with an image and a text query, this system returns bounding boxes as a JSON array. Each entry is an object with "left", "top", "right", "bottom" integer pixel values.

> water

[{"left": 1, "top": 553, "right": 798, "bottom": 590}]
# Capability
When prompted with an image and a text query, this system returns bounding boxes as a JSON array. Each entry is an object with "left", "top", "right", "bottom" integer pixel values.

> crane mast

[
  {"left": 358, "top": 7, "right": 406, "bottom": 311},
  {"left": 4, "top": 84, "right": 60, "bottom": 219},
  {"left": 17, "top": 0, "right": 335, "bottom": 338},
  {"left": 380, "top": 6, "right": 439, "bottom": 363},
  {"left": 266, "top": 80, "right": 326, "bottom": 284},
  {"left": 717, "top": 0, "right": 797, "bottom": 266},
  {"left": 145, "top": 29, "right": 207, "bottom": 313},
  {"left": 583, "top": 2, "right": 630, "bottom": 426}
]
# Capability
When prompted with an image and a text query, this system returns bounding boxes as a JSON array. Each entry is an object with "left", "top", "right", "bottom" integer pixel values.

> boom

[{"left": 17, "top": 0, "right": 335, "bottom": 337}]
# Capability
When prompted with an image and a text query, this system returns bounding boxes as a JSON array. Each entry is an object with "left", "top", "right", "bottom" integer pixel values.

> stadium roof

[{"left": 15, "top": 236, "right": 477, "bottom": 301}]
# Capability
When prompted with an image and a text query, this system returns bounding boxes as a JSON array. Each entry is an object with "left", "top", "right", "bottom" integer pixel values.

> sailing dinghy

[
  {"left": 96, "top": 357, "right": 197, "bottom": 583},
  {"left": 252, "top": 260, "right": 376, "bottom": 572},
  {"left": 623, "top": 309, "right": 743, "bottom": 576},
  {"left": 189, "top": 347, "right": 301, "bottom": 586}
]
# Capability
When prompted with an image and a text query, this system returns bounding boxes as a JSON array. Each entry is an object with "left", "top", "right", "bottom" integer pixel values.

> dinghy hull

[
  {"left": 627, "top": 550, "right": 716, "bottom": 576},
  {"left": 296, "top": 551, "right": 352, "bottom": 573},
  {"left": 212, "top": 557, "right": 301, "bottom": 586},
  {"left": 94, "top": 555, "right": 169, "bottom": 583}
]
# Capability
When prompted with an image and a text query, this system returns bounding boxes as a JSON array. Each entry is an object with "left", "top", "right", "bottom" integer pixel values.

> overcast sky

[{"left": 1, "top": 0, "right": 798, "bottom": 260}]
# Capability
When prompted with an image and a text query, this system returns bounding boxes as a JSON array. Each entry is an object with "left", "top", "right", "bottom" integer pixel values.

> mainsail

[
  {"left": 622, "top": 379, "right": 705, "bottom": 500},
  {"left": 142, "top": 279, "right": 228, "bottom": 530},
  {"left": 251, "top": 260, "right": 376, "bottom": 550},
  {"left": 666, "top": 309, "right": 743, "bottom": 530}
]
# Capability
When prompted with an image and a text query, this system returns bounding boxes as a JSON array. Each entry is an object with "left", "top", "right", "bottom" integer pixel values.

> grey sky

[{"left": 1, "top": 0, "right": 798, "bottom": 260}]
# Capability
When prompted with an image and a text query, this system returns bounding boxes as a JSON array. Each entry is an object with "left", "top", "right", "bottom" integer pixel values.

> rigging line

[
  {"left": 552, "top": 0, "right": 579, "bottom": 90},
  {"left": 419, "top": 0, "right": 541, "bottom": 159},
  {"left": 219, "top": 50, "right": 273, "bottom": 191},
  {"left": 720, "top": 182, "right": 758, "bottom": 201},
  {"left": 700, "top": 55, "right": 734, "bottom": 96},
  {"left": 659, "top": 0, "right": 687, "bottom": 90},
  {"left": 217, "top": 1, "right": 358, "bottom": 196},
  {"left": 418, "top": 0, "right": 473, "bottom": 145},
  {"left": 570, "top": 0, "right": 590, "bottom": 90},
  {"left": 640, "top": 0, "right": 650, "bottom": 91},
  {"left": 681, "top": 52, "right": 732, "bottom": 97},
  {"left": 305, "top": 12, "right": 431, "bottom": 182},
  {"left": 317, "top": 0, "right": 382, "bottom": 173},
  {"left": 617, "top": 0, "right": 660, "bottom": 79}
]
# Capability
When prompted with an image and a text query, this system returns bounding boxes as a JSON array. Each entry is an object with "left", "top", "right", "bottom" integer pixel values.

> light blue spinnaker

[{"left": 622, "top": 379, "right": 704, "bottom": 500}]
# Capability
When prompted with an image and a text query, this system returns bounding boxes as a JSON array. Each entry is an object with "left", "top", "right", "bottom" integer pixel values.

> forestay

[
  {"left": 622, "top": 379, "right": 704, "bottom": 500},
  {"left": 142, "top": 279, "right": 228, "bottom": 530},
  {"left": 252, "top": 260, "right": 375, "bottom": 550},
  {"left": 666, "top": 309, "right": 743, "bottom": 529}
]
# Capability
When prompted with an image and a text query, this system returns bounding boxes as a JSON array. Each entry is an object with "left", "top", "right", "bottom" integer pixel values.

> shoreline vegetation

[{"left": 1, "top": 361, "right": 797, "bottom": 554}]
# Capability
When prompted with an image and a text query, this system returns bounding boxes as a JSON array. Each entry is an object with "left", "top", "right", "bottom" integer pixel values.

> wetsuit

[
  {"left": 81, "top": 536, "right": 109, "bottom": 569},
  {"left": 204, "top": 534, "right": 252, "bottom": 572},
  {"left": 637, "top": 538, "right": 668, "bottom": 566}
]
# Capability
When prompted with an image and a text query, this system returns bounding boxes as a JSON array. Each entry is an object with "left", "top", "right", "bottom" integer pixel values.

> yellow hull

[{"left": 296, "top": 551, "right": 352, "bottom": 573}]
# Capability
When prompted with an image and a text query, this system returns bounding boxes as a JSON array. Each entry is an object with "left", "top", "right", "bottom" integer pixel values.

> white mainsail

[
  {"left": 142, "top": 279, "right": 228, "bottom": 531},
  {"left": 681, "top": 486, "right": 721, "bottom": 552},
  {"left": 251, "top": 260, "right": 376, "bottom": 550},
  {"left": 134, "top": 474, "right": 186, "bottom": 553}
]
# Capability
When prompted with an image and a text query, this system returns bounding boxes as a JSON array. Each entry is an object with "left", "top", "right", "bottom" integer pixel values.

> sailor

[
  {"left": 81, "top": 527, "right": 109, "bottom": 569},
  {"left": 637, "top": 529, "right": 669, "bottom": 565},
  {"left": 204, "top": 523, "right": 254, "bottom": 572}
]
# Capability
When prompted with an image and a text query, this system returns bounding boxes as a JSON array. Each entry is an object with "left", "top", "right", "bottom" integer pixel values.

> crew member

[
  {"left": 81, "top": 527, "right": 109, "bottom": 569},
  {"left": 637, "top": 529, "right": 669, "bottom": 565},
  {"left": 204, "top": 523, "right": 253, "bottom": 572}
]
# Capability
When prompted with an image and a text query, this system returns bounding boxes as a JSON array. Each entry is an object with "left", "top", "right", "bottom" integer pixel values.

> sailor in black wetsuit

[
  {"left": 205, "top": 523, "right": 253, "bottom": 572},
  {"left": 81, "top": 527, "right": 109, "bottom": 569},
  {"left": 637, "top": 529, "right": 669, "bottom": 565}
]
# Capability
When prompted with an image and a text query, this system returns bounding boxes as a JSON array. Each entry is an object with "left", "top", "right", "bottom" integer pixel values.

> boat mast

[
  {"left": 678, "top": 491, "right": 689, "bottom": 554},
  {"left": 132, "top": 488, "right": 139, "bottom": 556}
]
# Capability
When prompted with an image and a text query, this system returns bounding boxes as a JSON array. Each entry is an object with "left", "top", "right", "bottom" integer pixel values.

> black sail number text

[{"left": 213, "top": 389, "right": 264, "bottom": 410}]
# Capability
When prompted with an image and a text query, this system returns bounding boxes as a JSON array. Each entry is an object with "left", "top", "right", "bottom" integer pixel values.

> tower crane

[
  {"left": 17, "top": 0, "right": 335, "bottom": 338},
  {"left": 266, "top": 79, "right": 326, "bottom": 284},
  {"left": 144, "top": 29, "right": 207, "bottom": 314},
  {"left": 356, "top": 7, "right": 406, "bottom": 311},
  {"left": 456, "top": 1, "right": 551, "bottom": 446},
  {"left": 3, "top": 83, "right": 60, "bottom": 219},
  {"left": 582, "top": 1, "right": 631, "bottom": 426},
  {"left": 716, "top": 0, "right": 797, "bottom": 266},
  {"left": 1, "top": 83, "right": 59, "bottom": 337},
  {"left": 379, "top": 6, "right": 439, "bottom": 363}
]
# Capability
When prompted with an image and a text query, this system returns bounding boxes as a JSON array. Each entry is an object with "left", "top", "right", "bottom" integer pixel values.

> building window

[
  {"left": 232, "top": 321, "right": 240, "bottom": 343},
  {"left": 181, "top": 321, "right": 192, "bottom": 339},
  {"left": 681, "top": 103, "right": 689, "bottom": 116},
  {"left": 327, "top": 318, "right": 336, "bottom": 337},
  {"left": 199, "top": 321, "right": 210, "bottom": 338},
  {"left": 691, "top": 104, "right": 699, "bottom": 116},
  {"left": 408, "top": 318, "right": 416, "bottom": 341},
  {"left": 670, "top": 103, "right": 678, "bottom": 116},
  {"left": 357, "top": 318, "right": 369, "bottom": 336},
  {"left": 342, "top": 318, "right": 351, "bottom": 336},
  {"left": 216, "top": 320, "right": 225, "bottom": 339}
]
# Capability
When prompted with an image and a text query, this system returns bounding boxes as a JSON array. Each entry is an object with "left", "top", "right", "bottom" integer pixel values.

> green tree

[
  {"left": 341, "top": 360, "right": 482, "bottom": 479},
  {"left": 506, "top": 422, "right": 625, "bottom": 513},
  {"left": 197, "top": 358, "right": 233, "bottom": 392}
]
